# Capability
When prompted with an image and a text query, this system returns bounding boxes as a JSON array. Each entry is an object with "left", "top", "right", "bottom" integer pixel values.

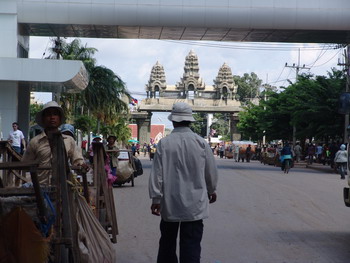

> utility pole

[
  {"left": 262, "top": 74, "right": 268, "bottom": 146},
  {"left": 338, "top": 45, "right": 350, "bottom": 143},
  {"left": 338, "top": 45, "right": 350, "bottom": 176},
  {"left": 285, "top": 48, "right": 310, "bottom": 146}
]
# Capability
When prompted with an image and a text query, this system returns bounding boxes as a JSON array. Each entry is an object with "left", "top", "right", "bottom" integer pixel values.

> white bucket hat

[
  {"left": 35, "top": 101, "right": 65, "bottom": 128},
  {"left": 167, "top": 102, "right": 195, "bottom": 122}
]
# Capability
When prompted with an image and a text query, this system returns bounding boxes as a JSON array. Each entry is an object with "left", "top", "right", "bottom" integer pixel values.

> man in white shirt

[
  {"left": 8, "top": 122, "right": 26, "bottom": 154},
  {"left": 149, "top": 102, "right": 218, "bottom": 263}
]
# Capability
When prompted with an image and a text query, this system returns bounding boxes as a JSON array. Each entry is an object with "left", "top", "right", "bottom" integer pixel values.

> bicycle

[
  {"left": 283, "top": 158, "right": 291, "bottom": 174},
  {"left": 280, "top": 154, "right": 292, "bottom": 174}
]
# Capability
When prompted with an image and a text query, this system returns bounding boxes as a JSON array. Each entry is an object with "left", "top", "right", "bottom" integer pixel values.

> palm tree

[
  {"left": 47, "top": 38, "right": 98, "bottom": 121},
  {"left": 100, "top": 117, "right": 131, "bottom": 145},
  {"left": 47, "top": 38, "right": 131, "bottom": 132},
  {"left": 83, "top": 65, "right": 130, "bottom": 132}
]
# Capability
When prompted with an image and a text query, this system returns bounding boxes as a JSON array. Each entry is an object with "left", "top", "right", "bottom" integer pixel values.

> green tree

[
  {"left": 100, "top": 117, "right": 131, "bottom": 144},
  {"left": 234, "top": 72, "right": 263, "bottom": 103},
  {"left": 237, "top": 103, "right": 265, "bottom": 141},
  {"left": 47, "top": 38, "right": 131, "bottom": 134},
  {"left": 237, "top": 69, "right": 346, "bottom": 143},
  {"left": 74, "top": 115, "right": 96, "bottom": 136},
  {"left": 211, "top": 113, "right": 231, "bottom": 140},
  {"left": 279, "top": 71, "right": 345, "bottom": 141},
  {"left": 29, "top": 103, "right": 43, "bottom": 125},
  {"left": 190, "top": 113, "right": 207, "bottom": 136},
  {"left": 47, "top": 39, "right": 98, "bottom": 122},
  {"left": 83, "top": 66, "right": 130, "bottom": 129}
]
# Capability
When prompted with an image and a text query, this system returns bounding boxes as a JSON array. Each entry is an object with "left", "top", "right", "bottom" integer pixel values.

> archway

[
  {"left": 222, "top": 86, "right": 228, "bottom": 99},
  {"left": 187, "top": 84, "right": 195, "bottom": 99},
  {"left": 154, "top": 85, "right": 160, "bottom": 99}
]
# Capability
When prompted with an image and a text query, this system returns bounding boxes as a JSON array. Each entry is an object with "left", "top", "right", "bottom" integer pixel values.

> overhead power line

[{"left": 163, "top": 40, "right": 339, "bottom": 52}]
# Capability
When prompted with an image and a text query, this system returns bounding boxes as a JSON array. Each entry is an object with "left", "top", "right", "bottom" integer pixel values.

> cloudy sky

[{"left": 29, "top": 37, "right": 344, "bottom": 127}]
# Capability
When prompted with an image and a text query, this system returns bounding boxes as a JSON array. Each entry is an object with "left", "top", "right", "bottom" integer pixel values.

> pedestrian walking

[
  {"left": 149, "top": 102, "right": 218, "bottom": 263},
  {"left": 131, "top": 143, "right": 136, "bottom": 156},
  {"left": 219, "top": 144, "right": 225, "bottom": 158},
  {"left": 136, "top": 143, "right": 140, "bottom": 155},
  {"left": 316, "top": 143, "right": 323, "bottom": 163},
  {"left": 234, "top": 144, "right": 240, "bottom": 162},
  {"left": 7, "top": 122, "right": 26, "bottom": 154},
  {"left": 143, "top": 143, "right": 148, "bottom": 157},
  {"left": 104, "top": 135, "right": 119, "bottom": 178},
  {"left": 307, "top": 143, "right": 316, "bottom": 164},
  {"left": 246, "top": 144, "right": 252, "bottom": 162},
  {"left": 334, "top": 144, "right": 348, "bottom": 179},
  {"left": 293, "top": 143, "right": 302, "bottom": 163}
]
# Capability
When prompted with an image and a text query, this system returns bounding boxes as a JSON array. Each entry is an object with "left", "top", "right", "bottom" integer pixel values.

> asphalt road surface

[{"left": 113, "top": 157, "right": 350, "bottom": 263}]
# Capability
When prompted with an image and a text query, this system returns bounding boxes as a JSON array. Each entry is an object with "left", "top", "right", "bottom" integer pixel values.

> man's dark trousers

[{"left": 157, "top": 219, "right": 203, "bottom": 263}]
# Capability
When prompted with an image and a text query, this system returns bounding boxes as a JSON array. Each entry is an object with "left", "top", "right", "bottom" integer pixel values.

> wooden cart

[
  {"left": 261, "top": 150, "right": 277, "bottom": 165},
  {"left": 0, "top": 134, "right": 118, "bottom": 262},
  {"left": 113, "top": 149, "right": 136, "bottom": 187}
]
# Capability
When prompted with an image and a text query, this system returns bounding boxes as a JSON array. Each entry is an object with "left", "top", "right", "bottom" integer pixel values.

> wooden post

[
  {"left": 48, "top": 131, "right": 75, "bottom": 262},
  {"left": 92, "top": 142, "right": 118, "bottom": 243}
]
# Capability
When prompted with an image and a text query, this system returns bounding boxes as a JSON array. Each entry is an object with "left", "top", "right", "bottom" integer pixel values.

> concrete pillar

[
  {"left": 0, "top": 2, "right": 17, "bottom": 58},
  {"left": 0, "top": 2, "right": 20, "bottom": 139},
  {"left": 0, "top": 2, "right": 31, "bottom": 140},
  {"left": 136, "top": 112, "right": 152, "bottom": 145},
  {"left": 0, "top": 82, "right": 18, "bottom": 140},
  {"left": 18, "top": 84, "right": 30, "bottom": 138},
  {"left": 206, "top": 113, "right": 213, "bottom": 138},
  {"left": 230, "top": 113, "right": 241, "bottom": 141}
]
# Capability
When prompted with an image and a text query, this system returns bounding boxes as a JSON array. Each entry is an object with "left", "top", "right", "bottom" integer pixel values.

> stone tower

[
  {"left": 176, "top": 50, "right": 205, "bottom": 99},
  {"left": 214, "top": 63, "right": 237, "bottom": 100},
  {"left": 146, "top": 61, "right": 167, "bottom": 98}
]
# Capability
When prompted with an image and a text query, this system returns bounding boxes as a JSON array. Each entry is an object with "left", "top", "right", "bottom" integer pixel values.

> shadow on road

[{"left": 274, "top": 230, "right": 350, "bottom": 261}]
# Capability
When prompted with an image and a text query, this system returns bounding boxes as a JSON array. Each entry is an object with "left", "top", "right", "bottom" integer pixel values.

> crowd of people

[
  {"left": 209, "top": 140, "right": 349, "bottom": 180},
  {"left": 212, "top": 142, "right": 257, "bottom": 162},
  {"left": 258, "top": 141, "right": 348, "bottom": 178}
]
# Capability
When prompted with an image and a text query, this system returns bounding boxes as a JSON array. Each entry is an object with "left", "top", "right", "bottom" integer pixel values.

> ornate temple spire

[
  {"left": 176, "top": 50, "right": 205, "bottom": 98},
  {"left": 183, "top": 49, "right": 200, "bottom": 78},
  {"left": 149, "top": 61, "right": 166, "bottom": 84},
  {"left": 215, "top": 63, "right": 234, "bottom": 84},
  {"left": 214, "top": 63, "right": 237, "bottom": 99},
  {"left": 146, "top": 61, "right": 167, "bottom": 98}
]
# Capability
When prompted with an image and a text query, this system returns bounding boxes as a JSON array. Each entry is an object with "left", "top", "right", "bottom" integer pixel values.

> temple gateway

[
  {"left": 145, "top": 50, "right": 240, "bottom": 103},
  {"left": 135, "top": 50, "right": 242, "bottom": 144}
]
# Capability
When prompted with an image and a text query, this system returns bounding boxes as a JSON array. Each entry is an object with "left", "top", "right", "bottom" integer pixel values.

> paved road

[{"left": 113, "top": 157, "right": 350, "bottom": 263}]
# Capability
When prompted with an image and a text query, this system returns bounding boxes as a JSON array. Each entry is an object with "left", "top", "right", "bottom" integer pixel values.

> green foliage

[
  {"left": 100, "top": 117, "right": 131, "bottom": 144},
  {"left": 29, "top": 103, "right": 43, "bottom": 125},
  {"left": 74, "top": 115, "right": 96, "bottom": 135},
  {"left": 211, "top": 113, "right": 231, "bottom": 139},
  {"left": 82, "top": 66, "right": 130, "bottom": 125},
  {"left": 237, "top": 69, "right": 346, "bottom": 143},
  {"left": 47, "top": 38, "right": 131, "bottom": 136},
  {"left": 237, "top": 103, "right": 265, "bottom": 141},
  {"left": 190, "top": 113, "right": 207, "bottom": 136},
  {"left": 234, "top": 72, "right": 263, "bottom": 103}
]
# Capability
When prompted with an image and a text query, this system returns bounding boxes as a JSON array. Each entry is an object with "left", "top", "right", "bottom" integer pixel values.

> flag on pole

[{"left": 130, "top": 97, "right": 138, "bottom": 106}]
